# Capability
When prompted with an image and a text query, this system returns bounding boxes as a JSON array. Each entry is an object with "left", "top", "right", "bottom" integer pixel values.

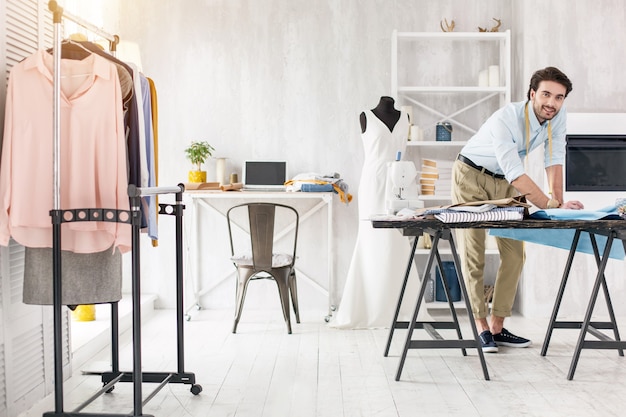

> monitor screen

[
  {"left": 566, "top": 134, "right": 626, "bottom": 191},
  {"left": 243, "top": 161, "right": 287, "bottom": 188}
]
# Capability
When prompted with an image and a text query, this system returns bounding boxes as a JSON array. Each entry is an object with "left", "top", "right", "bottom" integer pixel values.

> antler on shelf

[
  {"left": 440, "top": 18, "right": 455, "bottom": 32},
  {"left": 479, "top": 18, "right": 502, "bottom": 32}
]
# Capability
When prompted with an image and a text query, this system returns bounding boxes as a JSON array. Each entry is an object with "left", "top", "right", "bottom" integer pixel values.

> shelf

[
  {"left": 418, "top": 195, "right": 452, "bottom": 201},
  {"left": 415, "top": 248, "right": 500, "bottom": 256},
  {"left": 416, "top": 248, "right": 500, "bottom": 256},
  {"left": 391, "top": 29, "right": 511, "bottom": 129},
  {"left": 395, "top": 31, "right": 509, "bottom": 41},
  {"left": 398, "top": 86, "right": 507, "bottom": 93},
  {"left": 407, "top": 141, "right": 466, "bottom": 147},
  {"left": 425, "top": 300, "right": 466, "bottom": 310}
]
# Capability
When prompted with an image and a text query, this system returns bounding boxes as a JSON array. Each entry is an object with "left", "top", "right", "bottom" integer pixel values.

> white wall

[
  {"left": 88, "top": 0, "right": 626, "bottom": 315},
  {"left": 513, "top": 1, "right": 626, "bottom": 318}
]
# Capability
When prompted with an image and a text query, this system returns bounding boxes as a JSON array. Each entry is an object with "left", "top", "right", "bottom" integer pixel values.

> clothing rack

[{"left": 44, "top": 2, "right": 201, "bottom": 416}]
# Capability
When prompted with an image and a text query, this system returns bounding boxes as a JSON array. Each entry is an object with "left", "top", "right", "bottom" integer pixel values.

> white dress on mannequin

[{"left": 331, "top": 109, "right": 420, "bottom": 329}]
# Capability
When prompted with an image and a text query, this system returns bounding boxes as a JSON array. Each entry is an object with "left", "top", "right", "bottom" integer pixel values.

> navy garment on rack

[{"left": 76, "top": 41, "right": 148, "bottom": 229}]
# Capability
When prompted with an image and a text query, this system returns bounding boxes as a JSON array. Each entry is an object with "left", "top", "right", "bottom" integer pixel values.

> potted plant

[{"left": 184, "top": 140, "right": 215, "bottom": 183}]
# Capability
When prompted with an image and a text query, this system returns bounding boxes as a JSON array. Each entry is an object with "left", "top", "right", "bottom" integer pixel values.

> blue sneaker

[
  {"left": 493, "top": 328, "right": 532, "bottom": 348},
  {"left": 479, "top": 330, "right": 498, "bottom": 353}
]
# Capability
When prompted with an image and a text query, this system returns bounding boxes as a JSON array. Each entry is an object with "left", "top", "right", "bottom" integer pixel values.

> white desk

[{"left": 183, "top": 190, "right": 335, "bottom": 320}]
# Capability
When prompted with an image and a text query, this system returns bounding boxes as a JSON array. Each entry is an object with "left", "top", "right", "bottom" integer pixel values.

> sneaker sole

[
  {"left": 482, "top": 346, "right": 499, "bottom": 353},
  {"left": 495, "top": 341, "right": 532, "bottom": 348}
]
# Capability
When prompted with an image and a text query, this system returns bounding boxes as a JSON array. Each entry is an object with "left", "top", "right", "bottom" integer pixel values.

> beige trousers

[{"left": 451, "top": 159, "right": 525, "bottom": 319}]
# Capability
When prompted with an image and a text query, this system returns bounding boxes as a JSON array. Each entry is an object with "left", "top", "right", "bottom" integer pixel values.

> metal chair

[{"left": 226, "top": 202, "right": 300, "bottom": 333}]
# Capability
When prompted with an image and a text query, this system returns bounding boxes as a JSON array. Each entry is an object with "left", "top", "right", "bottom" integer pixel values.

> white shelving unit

[
  {"left": 392, "top": 30, "right": 511, "bottom": 141},
  {"left": 391, "top": 29, "right": 512, "bottom": 201},
  {"left": 391, "top": 30, "right": 511, "bottom": 310}
]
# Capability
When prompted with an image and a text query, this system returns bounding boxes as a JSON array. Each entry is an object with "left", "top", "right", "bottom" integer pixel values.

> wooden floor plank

[{"left": 21, "top": 308, "right": 626, "bottom": 417}]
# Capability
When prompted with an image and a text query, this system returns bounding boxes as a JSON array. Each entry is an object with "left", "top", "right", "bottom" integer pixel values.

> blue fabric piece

[
  {"left": 530, "top": 205, "right": 620, "bottom": 221},
  {"left": 300, "top": 183, "right": 334, "bottom": 192},
  {"left": 489, "top": 206, "right": 625, "bottom": 260}
]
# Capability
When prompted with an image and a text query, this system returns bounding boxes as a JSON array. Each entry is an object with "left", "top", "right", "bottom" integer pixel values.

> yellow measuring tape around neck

[{"left": 525, "top": 101, "right": 553, "bottom": 194}]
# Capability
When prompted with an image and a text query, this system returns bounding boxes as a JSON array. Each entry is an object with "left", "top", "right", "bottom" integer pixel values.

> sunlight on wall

[{"left": 61, "top": 0, "right": 105, "bottom": 41}]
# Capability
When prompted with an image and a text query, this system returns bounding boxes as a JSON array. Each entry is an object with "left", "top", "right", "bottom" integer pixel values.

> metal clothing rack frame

[{"left": 44, "top": 2, "right": 201, "bottom": 416}]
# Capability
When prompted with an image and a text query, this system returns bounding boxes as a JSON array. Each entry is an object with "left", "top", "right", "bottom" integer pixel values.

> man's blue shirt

[{"left": 460, "top": 100, "right": 567, "bottom": 183}]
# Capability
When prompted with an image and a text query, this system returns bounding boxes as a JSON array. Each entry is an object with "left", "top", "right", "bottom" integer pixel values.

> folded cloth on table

[
  {"left": 300, "top": 183, "right": 334, "bottom": 192},
  {"left": 489, "top": 205, "right": 625, "bottom": 259},
  {"left": 285, "top": 172, "right": 353, "bottom": 204},
  {"left": 434, "top": 207, "right": 524, "bottom": 223}
]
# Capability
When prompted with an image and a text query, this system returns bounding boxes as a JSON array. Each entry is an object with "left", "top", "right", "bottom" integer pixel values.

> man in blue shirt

[{"left": 452, "top": 67, "right": 584, "bottom": 353}]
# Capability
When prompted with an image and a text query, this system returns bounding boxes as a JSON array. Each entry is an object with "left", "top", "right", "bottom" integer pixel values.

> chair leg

[
  {"left": 233, "top": 272, "right": 253, "bottom": 333},
  {"left": 274, "top": 271, "right": 293, "bottom": 334},
  {"left": 289, "top": 270, "right": 300, "bottom": 323}
]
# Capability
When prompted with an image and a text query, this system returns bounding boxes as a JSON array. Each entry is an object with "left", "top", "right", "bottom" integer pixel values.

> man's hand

[{"left": 561, "top": 200, "right": 584, "bottom": 210}]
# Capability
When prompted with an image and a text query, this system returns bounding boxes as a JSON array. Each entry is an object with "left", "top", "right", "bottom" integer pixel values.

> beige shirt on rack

[{"left": 0, "top": 49, "right": 131, "bottom": 253}]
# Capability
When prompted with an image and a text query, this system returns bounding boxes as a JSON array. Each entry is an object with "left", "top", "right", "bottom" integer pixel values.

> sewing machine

[{"left": 385, "top": 153, "right": 422, "bottom": 214}]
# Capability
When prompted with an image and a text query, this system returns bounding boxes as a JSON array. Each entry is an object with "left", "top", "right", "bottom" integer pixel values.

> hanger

[
  {"left": 46, "top": 34, "right": 93, "bottom": 59},
  {"left": 60, "top": 38, "right": 93, "bottom": 60}
]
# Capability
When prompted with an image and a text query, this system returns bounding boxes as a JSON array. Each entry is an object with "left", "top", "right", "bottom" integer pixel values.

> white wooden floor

[{"left": 24, "top": 307, "right": 626, "bottom": 417}]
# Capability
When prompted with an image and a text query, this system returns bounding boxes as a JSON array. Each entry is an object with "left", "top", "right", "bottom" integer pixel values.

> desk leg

[
  {"left": 395, "top": 232, "right": 440, "bottom": 381},
  {"left": 449, "top": 233, "right": 490, "bottom": 381},
  {"left": 326, "top": 195, "right": 335, "bottom": 321},
  {"left": 568, "top": 232, "right": 615, "bottom": 380},
  {"left": 435, "top": 249, "right": 467, "bottom": 357},
  {"left": 384, "top": 236, "right": 420, "bottom": 357},
  {"left": 541, "top": 230, "right": 582, "bottom": 356},
  {"left": 393, "top": 231, "right": 490, "bottom": 382},
  {"left": 590, "top": 234, "right": 624, "bottom": 357}
]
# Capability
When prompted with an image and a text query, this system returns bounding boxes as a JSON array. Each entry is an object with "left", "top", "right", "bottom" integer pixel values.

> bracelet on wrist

[{"left": 547, "top": 198, "right": 561, "bottom": 209}]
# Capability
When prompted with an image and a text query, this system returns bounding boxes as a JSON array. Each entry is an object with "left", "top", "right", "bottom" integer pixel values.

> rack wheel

[
  {"left": 195, "top": 304, "right": 202, "bottom": 311},
  {"left": 324, "top": 315, "right": 331, "bottom": 323},
  {"left": 190, "top": 384, "right": 203, "bottom": 395},
  {"left": 105, "top": 385, "right": 115, "bottom": 393},
  {"left": 185, "top": 314, "right": 192, "bottom": 321}
]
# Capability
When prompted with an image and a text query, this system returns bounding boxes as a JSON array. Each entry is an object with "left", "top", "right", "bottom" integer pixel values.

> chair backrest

[{"left": 227, "top": 202, "right": 299, "bottom": 271}]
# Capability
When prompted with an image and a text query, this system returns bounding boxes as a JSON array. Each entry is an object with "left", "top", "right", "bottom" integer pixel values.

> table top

[
  {"left": 371, "top": 216, "right": 626, "bottom": 237},
  {"left": 184, "top": 190, "right": 333, "bottom": 200}
]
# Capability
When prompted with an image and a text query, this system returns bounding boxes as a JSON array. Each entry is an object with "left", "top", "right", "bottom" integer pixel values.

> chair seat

[{"left": 231, "top": 252, "right": 293, "bottom": 268}]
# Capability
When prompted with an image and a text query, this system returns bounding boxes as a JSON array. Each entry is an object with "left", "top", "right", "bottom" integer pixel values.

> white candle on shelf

[{"left": 488, "top": 65, "right": 500, "bottom": 87}]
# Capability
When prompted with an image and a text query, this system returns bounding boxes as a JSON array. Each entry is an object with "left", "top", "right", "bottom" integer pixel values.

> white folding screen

[{"left": 0, "top": 1, "right": 71, "bottom": 416}]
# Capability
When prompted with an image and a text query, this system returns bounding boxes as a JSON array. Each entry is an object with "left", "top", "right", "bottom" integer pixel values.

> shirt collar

[{"left": 26, "top": 49, "right": 113, "bottom": 81}]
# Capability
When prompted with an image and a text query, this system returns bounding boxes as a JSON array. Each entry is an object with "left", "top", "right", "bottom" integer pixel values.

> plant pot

[
  {"left": 72, "top": 304, "right": 96, "bottom": 321},
  {"left": 188, "top": 170, "right": 207, "bottom": 183}
]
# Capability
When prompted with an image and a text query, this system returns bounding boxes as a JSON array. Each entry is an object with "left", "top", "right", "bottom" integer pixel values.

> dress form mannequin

[
  {"left": 360, "top": 96, "right": 402, "bottom": 133},
  {"left": 331, "top": 98, "right": 419, "bottom": 329}
]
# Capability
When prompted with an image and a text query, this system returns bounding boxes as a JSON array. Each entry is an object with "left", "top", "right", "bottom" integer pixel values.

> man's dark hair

[{"left": 526, "top": 67, "right": 573, "bottom": 100}]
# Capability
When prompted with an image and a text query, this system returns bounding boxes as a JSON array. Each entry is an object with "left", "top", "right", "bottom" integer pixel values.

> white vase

[{"left": 215, "top": 157, "right": 227, "bottom": 185}]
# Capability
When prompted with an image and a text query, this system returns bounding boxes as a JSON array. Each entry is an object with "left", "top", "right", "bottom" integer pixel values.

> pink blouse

[{"left": 0, "top": 50, "right": 131, "bottom": 253}]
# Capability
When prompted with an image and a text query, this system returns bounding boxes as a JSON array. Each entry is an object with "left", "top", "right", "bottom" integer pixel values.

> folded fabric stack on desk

[
  {"left": 426, "top": 206, "right": 524, "bottom": 222},
  {"left": 415, "top": 196, "right": 530, "bottom": 222},
  {"left": 285, "top": 172, "right": 353, "bottom": 203}
]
